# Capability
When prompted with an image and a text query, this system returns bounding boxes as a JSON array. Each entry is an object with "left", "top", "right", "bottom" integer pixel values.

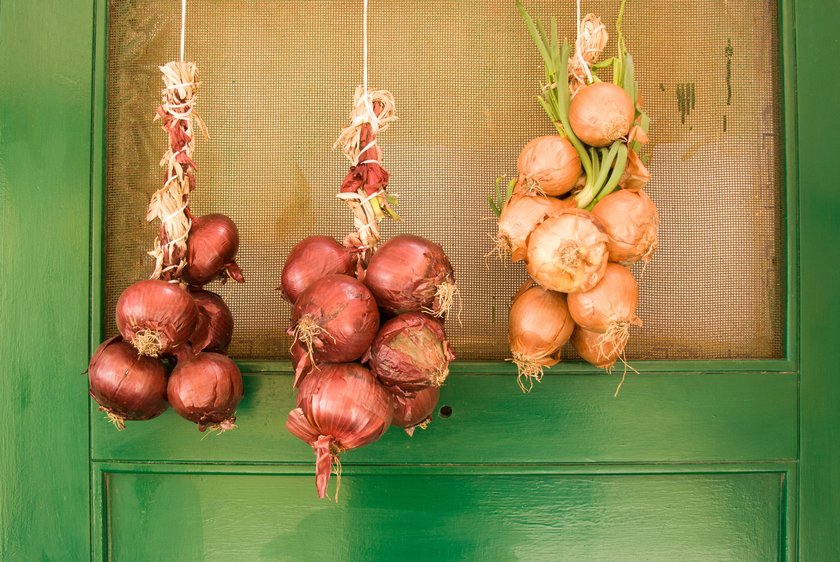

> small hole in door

[{"left": 439, "top": 405, "right": 453, "bottom": 418}]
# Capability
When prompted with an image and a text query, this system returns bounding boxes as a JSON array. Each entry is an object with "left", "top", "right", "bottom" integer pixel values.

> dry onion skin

[
  {"left": 496, "top": 192, "right": 571, "bottom": 262},
  {"left": 526, "top": 209, "right": 609, "bottom": 293},
  {"left": 392, "top": 386, "right": 440, "bottom": 437},
  {"left": 115, "top": 280, "right": 198, "bottom": 357},
  {"left": 568, "top": 82, "right": 635, "bottom": 147},
  {"left": 508, "top": 283, "right": 575, "bottom": 392},
  {"left": 571, "top": 325, "right": 626, "bottom": 370},
  {"left": 516, "top": 135, "right": 581, "bottom": 196},
  {"left": 591, "top": 189, "right": 659, "bottom": 264}
]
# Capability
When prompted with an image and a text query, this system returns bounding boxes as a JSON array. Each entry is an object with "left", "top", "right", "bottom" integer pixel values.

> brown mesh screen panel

[{"left": 104, "top": 1, "right": 784, "bottom": 361}]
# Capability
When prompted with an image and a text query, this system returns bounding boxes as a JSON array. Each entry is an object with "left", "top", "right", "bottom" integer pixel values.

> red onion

[
  {"left": 280, "top": 236, "right": 355, "bottom": 303},
  {"left": 286, "top": 363, "right": 394, "bottom": 499},
  {"left": 167, "top": 352, "right": 244, "bottom": 432},
  {"left": 183, "top": 213, "right": 245, "bottom": 286},
  {"left": 367, "top": 312, "right": 455, "bottom": 396},
  {"left": 289, "top": 274, "right": 379, "bottom": 364},
  {"left": 392, "top": 386, "right": 440, "bottom": 436},
  {"left": 290, "top": 340, "right": 314, "bottom": 388},
  {"left": 116, "top": 280, "right": 198, "bottom": 357},
  {"left": 88, "top": 336, "right": 168, "bottom": 430},
  {"left": 189, "top": 289, "right": 234, "bottom": 354},
  {"left": 364, "top": 234, "right": 457, "bottom": 316}
]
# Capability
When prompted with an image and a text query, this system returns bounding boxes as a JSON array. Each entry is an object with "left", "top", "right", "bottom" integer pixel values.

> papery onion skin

[
  {"left": 290, "top": 274, "right": 379, "bottom": 363},
  {"left": 569, "top": 82, "right": 635, "bottom": 147},
  {"left": 572, "top": 326, "right": 626, "bottom": 369},
  {"left": 497, "top": 192, "right": 571, "bottom": 262},
  {"left": 167, "top": 352, "right": 244, "bottom": 431},
  {"left": 368, "top": 312, "right": 455, "bottom": 396},
  {"left": 508, "top": 283, "right": 575, "bottom": 366},
  {"left": 286, "top": 363, "right": 394, "bottom": 499},
  {"left": 364, "top": 234, "right": 455, "bottom": 315},
  {"left": 88, "top": 336, "right": 168, "bottom": 428},
  {"left": 183, "top": 213, "right": 244, "bottom": 286},
  {"left": 116, "top": 280, "right": 199, "bottom": 357},
  {"left": 189, "top": 289, "right": 234, "bottom": 353},
  {"left": 392, "top": 386, "right": 440, "bottom": 436},
  {"left": 280, "top": 236, "right": 355, "bottom": 303},
  {"left": 591, "top": 189, "right": 659, "bottom": 263},
  {"left": 290, "top": 341, "right": 314, "bottom": 388},
  {"left": 516, "top": 135, "right": 581, "bottom": 196},
  {"left": 526, "top": 209, "right": 609, "bottom": 293},
  {"left": 567, "top": 263, "right": 640, "bottom": 331}
]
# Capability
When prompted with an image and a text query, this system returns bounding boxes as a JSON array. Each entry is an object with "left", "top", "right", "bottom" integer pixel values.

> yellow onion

[
  {"left": 526, "top": 209, "right": 609, "bottom": 293},
  {"left": 567, "top": 263, "right": 641, "bottom": 353},
  {"left": 591, "top": 189, "right": 659, "bottom": 263},
  {"left": 571, "top": 325, "right": 626, "bottom": 370},
  {"left": 496, "top": 192, "right": 570, "bottom": 262},
  {"left": 516, "top": 135, "right": 581, "bottom": 196},
  {"left": 508, "top": 282, "right": 575, "bottom": 392},
  {"left": 392, "top": 386, "right": 440, "bottom": 436},
  {"left": 569, "top": 82, "right": 635, "bottom": 147}
]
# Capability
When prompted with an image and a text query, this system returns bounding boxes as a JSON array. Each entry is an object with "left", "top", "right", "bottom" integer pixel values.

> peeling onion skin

[
  {"left": 591, "top": 189, "right": 659, "bottom": 264},
  {"left": 392, "top": 386, "right": 440, "bottom": 436},
  {"left": 183, "top": 213, "right": 244, "bottom": 286},
  {"left": 508, "top": 283, "right": 576, "bottom": 366},
  {"left": 189, "top": 289, "right": 234, "bottom": 354},
  {"left": 88, "top": 336, "right": 169, "bottom": 425},
  {"left": 280, "top": 236, "right": 355, "bottom": 303},
  {"left": 569, "top": 82, "right": 635, "bottom": 147},
  {"left": 567, "top": 263, "right": 640, "bottom": 333},
  {"left": 571, "top": 326, "right": 626, "bottom": 369},
  {"left": 516, "top": 135, "right": 581, "bottom": 196},
  {"left": 525, "top": 209, "right": 609, "bottom": 293},
  {"left": 116, "top": 280, "right": 199, "bottom": 356},
  {"left": 167, "top": 352, "right": 244, "bottom": 431},
  {"left": 497, "top": 192, "right": 571, "bottom": 262}
]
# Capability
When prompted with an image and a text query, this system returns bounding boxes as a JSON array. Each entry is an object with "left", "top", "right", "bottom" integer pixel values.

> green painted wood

[
  {"left": 795, "top": 0, "right": 840, "bottom": 558},
  {"left": 0, "top": 0, "right": 93, "bottom": 559},
  {"left": 92, "top": 373, "right": 797, "bottom": 464},
  {"left": 98, "top": 465, "right": 786, "bottom": 561}
]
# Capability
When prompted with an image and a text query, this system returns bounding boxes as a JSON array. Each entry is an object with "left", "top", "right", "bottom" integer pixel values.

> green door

[{"left": 2, "top": 0, "right": 838, "bottom": 560}]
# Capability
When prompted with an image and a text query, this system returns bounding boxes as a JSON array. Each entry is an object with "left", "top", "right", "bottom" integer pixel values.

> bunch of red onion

[
  {"left": 280, "top": 233, "right": 456, "bottom": 499},
  {"left": 488, "top": 4, "right": 661, "bottom": 391}
]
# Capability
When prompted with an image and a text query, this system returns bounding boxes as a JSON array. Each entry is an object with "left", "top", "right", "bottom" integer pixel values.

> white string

[
  {"left": 180, "top": 0, "right": 187, "bottom": 62},
  {"left": 363, "top": 0, "right": 368, "bottom": 92}
]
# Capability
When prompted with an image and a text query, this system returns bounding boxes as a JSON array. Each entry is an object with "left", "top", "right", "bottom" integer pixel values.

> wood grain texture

[{"left": 0, "top": 0, "right": 93, "bottom": 559}]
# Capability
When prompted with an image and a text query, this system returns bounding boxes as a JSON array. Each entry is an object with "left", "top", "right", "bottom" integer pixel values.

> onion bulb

[
  {"left": 569, "top": 82, "right": 635, "bottom": 147},
  {"left": 286, "top": 363, "right": 394, "bottom": 499},
  {"left": 508, "top": 282, "right": 575, "bottom": 392},
  {"left": 116, "top": 280, "right": 198, "bottom": 357},
  {"left": 183, "top": 213, "right": 244, "bottom": 286},
  {"left": 526, "top": 209, "right": 609, "bottom": 293},
  {"left": 167, "top": 352, "right": 244, "bottom": 432},
  {"left": 88, "top": 336, "right": 168, "bottom": 430},
  {"left": 567, "top": 263, "right": 641, "bottom": 354},
  {"left": 189, "top": 289, "right": 234, "bottom": 354},
  {"left": 280, "top": 236, "right": 355, "bottom": 303},
  {"left": 495, "top": 192, "right": 570, "bottom": 262},
  {"left": 571, "top": 326, "right": 626, "bottom": 370},
  {"left": 591, "top": 189, "right": 659, "bottom": 264},
  {"left": 367, "top": 312, "right": 455, "bottom": 396},
  {"left": 364, "top": 235, "right": 457, "bottom": 317},
  {"left": 289, "top": 274, "right": 379, "bottom": 364},
  {"left": 392, "top": 386, "right": 440, "bottom": 436},
  {"left": 516, "top": 135, "right": 581, "bottom": 196}
]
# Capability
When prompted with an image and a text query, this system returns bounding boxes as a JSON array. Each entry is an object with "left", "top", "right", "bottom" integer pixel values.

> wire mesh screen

[{"left": 104, "top": 0, "right": 784, "bottom": 361}]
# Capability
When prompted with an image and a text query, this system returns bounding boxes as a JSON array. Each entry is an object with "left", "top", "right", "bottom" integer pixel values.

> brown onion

[
  {"left": 183, "top": 213, "right": 244, "bottom": 286},
  {"left": 571, "top": 325, "right": 626, "bottom": 370},
  {"left": 189, "top": 289, "right": 234, "bottom": 353},
  {"left": 516, "top": 135, "right": 581, "bottom": 196},
  {"left": 286, "top": 363, "right": 394, "bottom": 499},
  {"left": 508, "top": 282, "right": 575, "bottom": 392},
  {"left": 280, "top": 236, "right": 355, "bottom": 303},
  {"left": 526, "top": 209, "right": 609, "bottom": 293},
  {"left": 88, "top": 336, "right": 168, "bottom": 430},
  {"left": 290, "top": 274, "right": 379, "bottom": 364},
  {"left": 392, "top": 386, "right": 440, "bottom": 436},
  {"left": 364, "top": 234, "right": 456, "bottom": 316},
  {"left": 167, "top": 352, "right": 244, "bottom": 432},
  {"left": 567, "top": 263, "right": 641, "bottom": 354},
  {"left": 569, "top": 82, "right": 635, "bottom": 147},
  {"left": 116, "top": 280, "right": 198, "bottom": 357},
  {"left": 367, "top": 312, "right": 455, "bottom": 396},
  {"left": 591, "top": 189, "right": 659, "bottom": 263},
  {"left": 496, "top": 192, "right": 570, "bottom": 262}
]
